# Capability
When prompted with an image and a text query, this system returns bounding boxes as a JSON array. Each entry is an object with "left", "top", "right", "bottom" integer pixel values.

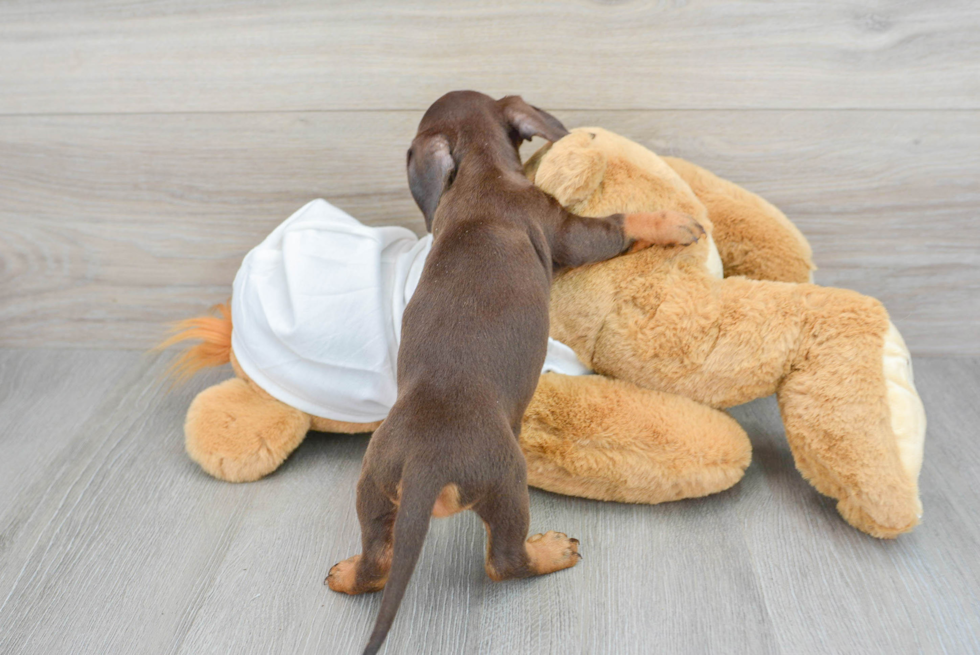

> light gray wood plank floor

[{"left": 0, "top": 350, "right": 977, "bottom": 654}]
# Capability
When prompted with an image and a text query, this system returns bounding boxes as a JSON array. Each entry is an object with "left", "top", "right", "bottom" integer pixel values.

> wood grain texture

[
  {"left": 0, "top": 355, "right": 262, "bottom": 655},
  {"left": 1, "top": 0, "right": 979, "bottom": 114},
  {"left": 0, "top": 349, "right": 142, "bottom": 606},
  {"left": 1, "top": 110, "right": 977, "bottom": 354},
  {"left": 0, "top": 350, "right": 977, "bottom": 654},
  {"left": 730, "top": 389, "right": 980, "bottom": 655}
]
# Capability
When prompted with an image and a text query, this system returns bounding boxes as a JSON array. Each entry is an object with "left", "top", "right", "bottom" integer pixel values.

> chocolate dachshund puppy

[{"left": 326, "top": 91, "right": 703, "bottom": 654}]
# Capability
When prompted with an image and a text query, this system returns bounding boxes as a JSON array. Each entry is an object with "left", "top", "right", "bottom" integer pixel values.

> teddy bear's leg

[
  {"left": 185, "top": 378, "right": 313, "bottom": 482},
  {"left": 309, "top": 416, "right": 383, "bottom": 434},
  {"left": 589, "top": 274, "right": 924, "bottom": 537},
  {"left": 662, "top": 156, "right": 815, "bottom": 284},
  {"left": 520, "top": 373, "right": 752, "bottom": 504},
  {"left": 777, "top": 304, "right": 925, "bottom": 539}
]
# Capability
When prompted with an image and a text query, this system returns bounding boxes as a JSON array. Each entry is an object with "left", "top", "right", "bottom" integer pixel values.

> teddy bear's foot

[
  {"left": 521, "top": 373, "right": 752, "bottom": 504},
  {"left": 778, "top": 311, "right": 925, "bottom": 538},
  {"left": 185, "top": 378, "right": 312, "bottom": 482},
  {"left": 836, "top": 495, "right": 921, "bottom": 540},
  {"left": 831, "top": 325, "right": 925, "bottom": 538},
  {"left": 790, "top": 444, "right": 921, "bottom": 539}
]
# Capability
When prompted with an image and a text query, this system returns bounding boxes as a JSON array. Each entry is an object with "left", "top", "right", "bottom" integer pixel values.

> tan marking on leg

[
  {"left": 525, "top": 531, "right": 581, "bottom": 575},
  {"left": 325, "top": 553, "right": 389, "bottom": 595},
  {"left": 482, "top": 520, "right": 503, "bottom": 581},
  {"left": 431, "top": 483, "right": 474, "bottom": 518},
  {"left": 325, "top": 555, "right": 363, "bottom": 594},
  {"left": 387, "top": 480, "right": 403, "bottom": 508}
]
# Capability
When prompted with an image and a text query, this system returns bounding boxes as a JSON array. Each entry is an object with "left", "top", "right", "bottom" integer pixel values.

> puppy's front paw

[
  {"left": 526, "top": 531, "right": 582, "bottom": 575},
  {"left": 624, "top": 210, "right": 705, "bottom": 249}
]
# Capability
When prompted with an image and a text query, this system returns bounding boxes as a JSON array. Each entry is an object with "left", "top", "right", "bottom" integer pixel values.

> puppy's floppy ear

[
  {"left": 523, "top": 141, "right": 555, "bottom": 184},
  {"left": 407, "top": 134, "right": 454, "bottom": 232},
  {"left": 499, "top": 96, "right": 569, "bottom": 143}
]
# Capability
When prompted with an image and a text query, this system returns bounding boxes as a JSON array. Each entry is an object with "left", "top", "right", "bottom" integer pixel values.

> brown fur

[{"left": 336, "top": 92, "right": 701, "bottom": 655}]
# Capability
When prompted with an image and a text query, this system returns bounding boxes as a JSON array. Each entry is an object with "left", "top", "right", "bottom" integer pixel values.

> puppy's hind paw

[
  {"left": 325, "top": 556, "right": 360, "bottom": 594},
  {"left": 526, "top": 531, "right": 582, "bottom": 575},
  {"left": 325, "top": 555, "right": 387, "bottom": 595}
]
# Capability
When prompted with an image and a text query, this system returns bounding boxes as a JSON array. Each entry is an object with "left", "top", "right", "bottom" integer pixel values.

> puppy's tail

[
  {"left": 154, "top": 301, "right": 233, "bottom": 382},
  {"left": 363, "top": 471, "right": 443, "bottom": 655}
]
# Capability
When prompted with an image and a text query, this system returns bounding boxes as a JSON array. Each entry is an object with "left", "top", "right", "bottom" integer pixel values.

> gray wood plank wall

[{"left": 1, "top": 1, "right": 978, "bottom": 354}]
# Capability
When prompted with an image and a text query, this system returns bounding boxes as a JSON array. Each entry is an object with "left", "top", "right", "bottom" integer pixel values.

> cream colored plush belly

[
  {"left": 705, "top": 234, "right": 724, "bottom": 279},
  {"left": 882, "top": 322, "right": 927, "bottom": 512}
]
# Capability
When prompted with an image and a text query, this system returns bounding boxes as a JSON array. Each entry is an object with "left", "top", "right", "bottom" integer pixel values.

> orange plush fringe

[{"left": 156, "top": 301, "right": 233, "bottom": 382}]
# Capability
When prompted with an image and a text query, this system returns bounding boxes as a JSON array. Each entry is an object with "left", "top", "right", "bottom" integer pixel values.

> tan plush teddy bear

[
  {"left": 165, "top": 127, "right": 925, "bottom": 539},
  {"left": 522, "top": 128, "right": 925, "bottom": 538}
]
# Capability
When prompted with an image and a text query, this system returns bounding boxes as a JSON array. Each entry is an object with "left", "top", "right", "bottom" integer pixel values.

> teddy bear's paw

[
  {"left": 185, "top": 378, "right": 312, "bottom": 483},
  {"left": 837, "top": 492, "right": 921, "bottom": 539},
  {"left": 525, "top": 531, "right": 582, "bottom": 575},
  {"left": 325, "top": 555, "right": 387, "bottom": 595},
  {"left": 624, "top": 210, "right": 705, "bottom": 251}
]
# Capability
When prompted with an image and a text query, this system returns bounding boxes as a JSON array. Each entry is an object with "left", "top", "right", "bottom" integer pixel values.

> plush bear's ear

[
  {"left": 532, "top": 130, "right": 607, "bottom": 208},
  {"left": 407, "top": 134, "right": 454, "bottom": 232}
]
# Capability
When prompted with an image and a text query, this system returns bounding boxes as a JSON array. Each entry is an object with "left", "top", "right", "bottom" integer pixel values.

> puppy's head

[{"left": 407, "top": 91, "right": 568, "bottom": 230}]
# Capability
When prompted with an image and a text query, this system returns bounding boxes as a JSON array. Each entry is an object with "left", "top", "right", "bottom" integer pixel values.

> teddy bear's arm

[
  {"left": 588, "top": 269, "right": 924, "bottom": 537},
  {"left": 662, "top": 156, "right": 815, "bottom": 283}
]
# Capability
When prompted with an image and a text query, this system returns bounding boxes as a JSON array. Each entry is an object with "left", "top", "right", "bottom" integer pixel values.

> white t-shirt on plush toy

[{"left": 231, "top": 199, "right": 591, "bottom": 424}]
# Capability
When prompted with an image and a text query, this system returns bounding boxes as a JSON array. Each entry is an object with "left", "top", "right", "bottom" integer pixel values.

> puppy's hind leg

[
  {"left": 326, "top": 475, "right": 396, "bottom": 595},
  {"left": 476, "top": 479, "right": 581, "bottom": 581}
]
